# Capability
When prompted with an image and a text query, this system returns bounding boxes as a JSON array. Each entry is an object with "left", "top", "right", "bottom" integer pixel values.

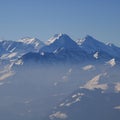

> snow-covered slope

[
  {"left": 18, "top": 37, "right": 44, "bottom": 50},
  {"left": 21, "top": 34, "right": 94, "bottom": 64},
  {"left": 40, "top": 33, "right": 80, "bottom": 53},
  {"left": 0, "top": 37, "right": 44, "bottom": 61},
  {"left": 1, "top": 34, "right": 120, "bottom": 64},
  {"left": 20, "top": 34, "right": 120, "bottom": 65},
  {"left": 0, "top": 37, "right": 45, "bottom": 78},
  {"left": 77, "top": 35, "right": 120, "bottom": 59}
]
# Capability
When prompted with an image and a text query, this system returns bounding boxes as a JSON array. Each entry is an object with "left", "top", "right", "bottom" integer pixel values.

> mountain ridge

[
  {"left": 18, "top": 34, "right": 120, "bottom": 65},
  {"left": 0, "top": 34, "right": 120, "bottom": 65}
]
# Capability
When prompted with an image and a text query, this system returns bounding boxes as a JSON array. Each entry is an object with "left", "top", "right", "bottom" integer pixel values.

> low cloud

[
  {"left": 49, "top": 111, "right": 68, "bottom": 120},
  {"left": 0, "top": 71, "right": 14, "bottom": 81}
]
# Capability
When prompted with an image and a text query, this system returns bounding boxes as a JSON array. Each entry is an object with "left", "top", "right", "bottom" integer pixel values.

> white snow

[
  {"left": 34, "top": 42, "right": 40, "bottom": 47},
  {"left": 53, "top": 47, "right": 64, "bottom": 54},
  {"left": 0, "top": 52, "right": 18, "bottom": 59},
  {"left": 0, "top": 71, "right": 14, "bottom": 81},
  {"left": 49, "top": 111, "right": 68, "bottom": 120},
  {"left": 18, "top": 37, "right": 44, "bottom": 50},
  {"left": 106, "top": 58, "right": 116, "bottom": 67},
  {"left": 76, "top": 39, "right": 84, "bottom": 45},
  {"left": 65, "top": 102, "right": 72, "bottom": 107},
  {"left": 78, "top": 93, "right": 85, "bottom": 96},
  {"left": 75, "top": 97, "right": 80, "bottom": 102},
  {"left": 93, "top": 52, "right": 99, "bottom": 59},
  {"left": 15, "top": 59, "right": 23, "bottom": 65},
  {"left": 8, "top": 52, "right": 18, "bottom": 58},
  {"left": 0, "top": 54, "right": 9, "bottom": 59},
  {"left": 10, "top": 47, "right": 16, "bottom": 52},
  {"left": 72, "top": 94, "right": 77, "bottom": 98},
  {"left": 77, "top": 35, "right": 120, "bottom": 57},
  {"left": 40, "top": 52, "right": 45, "bottom": 56},
  {"left": 60, "top": 92, "right": 85, "bottom": 108},
  {"left": 42, "top": 33, "right": 79, "bottom": 53},
  {"left": 82, "top": 73, "right": 108, "bottom": 90},
  {"left": 59, "top": 103, "right": 65, "bottom": 107},
  {"left": 114, "top": 106, "right": 120, "bottom": 110},
  {"left": 114, "top": 82, "right": 120, "bottom": 92},
  {"left": 18, "top": 37, "right": 36, "bottom": 44},
  {"left": 46, "top": 33, "right": 63, "bottom": 45},
  {"left": 82, "top": 65, "right": 95, "bottom": 71},
  {"left": 6, "top": 44, "right": 12, "bottom": 51}
]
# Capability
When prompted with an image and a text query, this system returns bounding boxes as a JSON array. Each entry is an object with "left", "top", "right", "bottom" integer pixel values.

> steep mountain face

[
  {"left": 77, "top": 35, "right": 120, "bottom": 59},
  {"left": 1, "top": 34, "right": 120, "bottom": 64},
  {"left": 0, "top": 37, "right": 45, "bottom": 81},
  {"left": 19, "top": 34, "right": 120, "bottom": 65},
  {"left": 40, "top": 33, "right": 80, "bottom": 53},
  {"left": 0, "top": 38, "right": 44, "bottom": 61},
  {"left": 21, "top": 34, "right": 93, "bottom": 64},
  {"left": 18, "top": 37, "right": 44, "bottom": 50},
  {"left": 77, "top": 35, "right": 108, "bottom": 53}
]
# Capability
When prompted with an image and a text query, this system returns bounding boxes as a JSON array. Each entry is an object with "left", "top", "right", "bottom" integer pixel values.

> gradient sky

[{"left": 0, "top": 0, "right": 120, "bottom": 45}]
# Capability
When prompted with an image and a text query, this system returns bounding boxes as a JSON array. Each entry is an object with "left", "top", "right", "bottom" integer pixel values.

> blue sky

[{"left": 0, "top": 0, "right": 120, "bottom": 45}]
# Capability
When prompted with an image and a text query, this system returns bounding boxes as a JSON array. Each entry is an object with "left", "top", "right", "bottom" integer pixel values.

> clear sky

[{"left": 0, "top": 0, "right": 120, "bottom": 45}]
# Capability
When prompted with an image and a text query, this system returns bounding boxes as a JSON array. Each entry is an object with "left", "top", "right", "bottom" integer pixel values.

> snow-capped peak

[
  {"left": 77, "top": 35, "right": 97, "bottom": 45},
  {"left": 0, "top": 37, "right": 45, "bottom": 61},
  {"left": 76, "top": 35, "right": 120, "bottom": 58},
  {"left": 77, "top": 35, "right": 106, "bottom": 54},
  {"left": 46, "top": 33, "right": 64, "bottom": 45},
  {"left": 47, "top": 33, "right": 77, "bottom": 46},
  {"left": 77, "top": 35, "right": 103, "bottom": 46},
  {"left": 18, "top": 37, "right": 45, "bottom": 49},
  {"left": 18, "top": 37, "right": 40, "bottom": 44},
  {"left": 41, "top": 33, "right": 80, "bottom": 53},
  {"left": 84, "top": 35, "right": 96, "bottom": 41},
  {"left": 46, "top": 33, "right": 75, "bottom": 46}
]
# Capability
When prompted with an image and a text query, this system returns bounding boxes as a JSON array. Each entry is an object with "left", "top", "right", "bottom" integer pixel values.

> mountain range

[
  {"left": 9, "top": 33, "right": 120, "bottom": 66},
  {"left": 0, "top": 33, "right": 120, "bottom": 65},
  {"left": 0, "top": 33, "right": 120, "bottom": 120}
]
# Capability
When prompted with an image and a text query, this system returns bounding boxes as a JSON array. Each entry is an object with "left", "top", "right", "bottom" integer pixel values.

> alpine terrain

[{"left": 0, "top": 33, "right": 120, "bottom": 120}]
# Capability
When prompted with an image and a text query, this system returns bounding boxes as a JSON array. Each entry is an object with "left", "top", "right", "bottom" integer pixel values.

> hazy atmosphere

[{"left": 0, "top": 0, "right": 120, "bottom": 120}]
